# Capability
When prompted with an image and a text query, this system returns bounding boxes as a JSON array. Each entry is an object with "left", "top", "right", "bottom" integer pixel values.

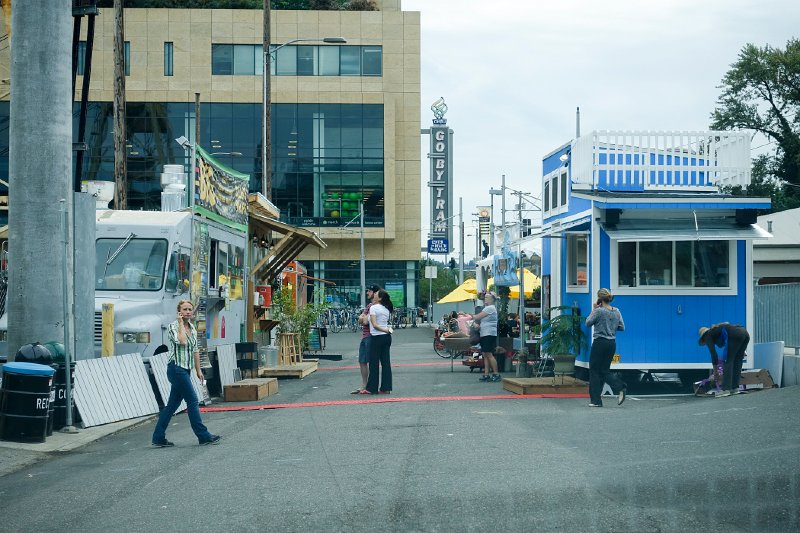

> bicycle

[{"left": 347, "top": 307, "right": 361, "bottom": 332}]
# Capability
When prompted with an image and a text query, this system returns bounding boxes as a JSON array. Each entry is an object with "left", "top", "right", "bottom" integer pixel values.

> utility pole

[
  {"left": 501, "top": 173, "right": 506, "bottom": 240},
  {"left": 262, "top": 0, "right": 272, "bottom": 199},
  {"left": 113, "top": 0, "right": 127, "bottom": 209},
  {"left": 458, "top": 197, "right": 464, "bottom": 283},
  {"left": 516, "top": 191, "right": 526, "bottom": 348},
  {"left": 8, "top": 0, "right": 72, "bottom": 358}
]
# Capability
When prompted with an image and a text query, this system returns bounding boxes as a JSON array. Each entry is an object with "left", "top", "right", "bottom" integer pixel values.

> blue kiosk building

[{"left": 539, "top": 130, "right": 771, "bottom": 381}]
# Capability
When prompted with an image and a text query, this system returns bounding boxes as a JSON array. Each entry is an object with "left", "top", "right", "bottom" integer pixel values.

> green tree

[
  {"left": 711, "top": 39, "right": 800, "bottom": 207},
  {"left": 418, "top": 259, "right": 459, "bottom": 309},
  {"left": 722, "top": 154, "right": 800, "bottom": 213}
]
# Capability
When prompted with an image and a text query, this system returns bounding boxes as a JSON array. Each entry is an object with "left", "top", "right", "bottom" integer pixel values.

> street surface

[{"left": 1, "top": 326, "right": 798, "bottom": 532}]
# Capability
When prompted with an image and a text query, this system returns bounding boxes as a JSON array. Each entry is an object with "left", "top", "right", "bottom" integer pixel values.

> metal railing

[
  {"left": 571, "top": 130, "right": 751, "bottom": 191},
  {"left": 754, "top": 283, "right": 800, "bottom": 348}
]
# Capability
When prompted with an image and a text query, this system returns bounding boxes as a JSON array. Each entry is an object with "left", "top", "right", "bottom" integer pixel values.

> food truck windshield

[{"left": 96, "top": 238, "right": 169, "bottom": 291}]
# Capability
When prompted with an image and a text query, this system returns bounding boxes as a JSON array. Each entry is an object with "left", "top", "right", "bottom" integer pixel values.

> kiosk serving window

[{"left": 615, "top": 240, "right": 731, "bottom": 289}]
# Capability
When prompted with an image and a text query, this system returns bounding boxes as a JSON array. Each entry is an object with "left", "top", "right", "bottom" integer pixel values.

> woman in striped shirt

[{"left": 152, "top": 300, "right": 221, "bottom": 447}]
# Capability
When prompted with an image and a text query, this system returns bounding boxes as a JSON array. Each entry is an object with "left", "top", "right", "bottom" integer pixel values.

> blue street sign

[{"left": 428, "top": 238, "right": 449, "bottom": 254}]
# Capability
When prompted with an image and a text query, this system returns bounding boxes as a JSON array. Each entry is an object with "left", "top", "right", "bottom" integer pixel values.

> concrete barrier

[
  {"left": 783, "top": 354, "right": 800, "bottom": 387},
  {"left": 754, "top": 341, "right": 784, "bottom": 387}
]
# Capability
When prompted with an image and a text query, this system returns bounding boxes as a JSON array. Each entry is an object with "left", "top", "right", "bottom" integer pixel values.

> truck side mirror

[
  {"left": 165, "top": 251, "right": 180, "bottom": 293},
  {"left": 166, "top": 250, "right": 190, "bottom": 294}
]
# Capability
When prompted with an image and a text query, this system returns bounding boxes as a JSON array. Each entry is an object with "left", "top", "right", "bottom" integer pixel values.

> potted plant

[
  {"left": 272, "top": 286, "right": 328, "bottom": 361},
  {"left": 534, "top": 305, "right": 588, "bottom": 375}
]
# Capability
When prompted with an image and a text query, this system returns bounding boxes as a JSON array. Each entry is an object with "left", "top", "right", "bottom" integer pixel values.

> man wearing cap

[
  {"left": 698, "top": 323, "right": 749, "bottom": 397},
  {"left": 352, "top": 284, "right": 381, "bottom": 394}
]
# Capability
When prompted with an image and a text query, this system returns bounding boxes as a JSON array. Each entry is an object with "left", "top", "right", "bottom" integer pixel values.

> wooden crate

[
  {"left": 223, "top": 378, "right": 278, "bottom": 402},
  {"left": 258, "top": 361, "right": 318, "bottom": 379},
  {"left": 502, "top": 376, "right": 588, "bottom": 395}
]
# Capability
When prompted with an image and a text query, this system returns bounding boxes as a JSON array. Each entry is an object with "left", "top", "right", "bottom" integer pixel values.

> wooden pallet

[
  {"left": 258, "top": 361, "right": 318, "bottom": 379},
  {"left": 502, "top": 376, "right": 589, "bottom": 395}
]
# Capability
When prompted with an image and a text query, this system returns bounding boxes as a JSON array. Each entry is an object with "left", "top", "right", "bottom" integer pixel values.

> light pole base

[{"left": 60, "top": 425, "right": 80, "bottom": 434}]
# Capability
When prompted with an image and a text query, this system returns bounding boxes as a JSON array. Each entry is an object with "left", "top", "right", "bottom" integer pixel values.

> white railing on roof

[{"left": 571, "top": 131, "right": 751, "bottom": 191}]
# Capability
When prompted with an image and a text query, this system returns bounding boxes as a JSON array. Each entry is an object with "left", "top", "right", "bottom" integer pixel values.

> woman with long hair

[
  {"left": 586, "top": 288, "right": 626, "bottom": 407},
  {"left": 362, "top": 289, "right": 394, "bottom": 394},
  {"left": 152, "top": 300, "right": 221, "bottom": 446}
]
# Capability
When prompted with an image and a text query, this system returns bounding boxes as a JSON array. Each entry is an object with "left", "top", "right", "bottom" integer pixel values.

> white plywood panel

[
  {"left": 150, "top": 353, "right": 186, "bottom": 413},
  {"left": 217, "top": 344, "right": 237, "bottom": 387},
  {"left": 149, "top": 354, "right": 209, "bottom": 411},
  {"left": 73, "top": 354, "right": 159, "bottom": 427}
]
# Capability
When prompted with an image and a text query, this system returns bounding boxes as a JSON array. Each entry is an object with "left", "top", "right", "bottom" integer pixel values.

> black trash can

[
  {"left": 0, "top": 362, "right": 56, "bottom": 443},
  {"left": 52, "top": 363, "right": 79, "bottom": 431}
]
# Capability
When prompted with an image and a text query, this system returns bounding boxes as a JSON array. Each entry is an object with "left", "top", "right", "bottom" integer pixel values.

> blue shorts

[{"left": 358, "top": 336, "right": 371, "bottom": 364}]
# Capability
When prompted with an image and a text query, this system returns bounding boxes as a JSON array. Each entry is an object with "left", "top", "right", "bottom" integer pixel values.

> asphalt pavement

[{"left": 1, "top": 325, "right": 798, "bottom": 532}]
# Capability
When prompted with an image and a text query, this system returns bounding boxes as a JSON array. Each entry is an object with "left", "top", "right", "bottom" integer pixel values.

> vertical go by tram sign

[{"left": 428, "top": 97, "right": 453, "bottom": 253}]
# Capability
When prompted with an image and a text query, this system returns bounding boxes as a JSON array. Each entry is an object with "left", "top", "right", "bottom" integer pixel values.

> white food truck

[{"left": 93, "top": 208, "right": 248, "bottom": 361}]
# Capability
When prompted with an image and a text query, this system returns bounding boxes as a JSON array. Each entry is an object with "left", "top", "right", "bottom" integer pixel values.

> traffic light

[{"left": 448, "top": 258, "right": 457, "bottom": 270}]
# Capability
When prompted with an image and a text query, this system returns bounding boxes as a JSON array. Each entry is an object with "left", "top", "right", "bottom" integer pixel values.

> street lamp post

[
  {"left": 458, "top": 197, "right": 464, "bottom": 284},
  {"left": 262, "top": 36, "right": 346, "bottom": 199},
  {"left": 489, "top": 187, "right": 502, "bottom": 254}
]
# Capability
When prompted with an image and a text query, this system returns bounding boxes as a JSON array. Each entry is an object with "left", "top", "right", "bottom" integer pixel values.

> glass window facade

[
  {"left": 313, "top": 260, "right": 412, "bottom": 308},
  {"left": 0, "top": 102, "right": 384, "bottom": 226},
  {"left": 164, "top": 42, "right": 173, "bottom": 76},
  {"left": 124, "top": 41, "right": 130, "bottom": 76},
  {"left": 77, "top": 41, "right": 87, "bottom": 76},
  {"left": 211, "top": 44, "right": 382, "bottom": 77},
  {"left": 76, "top": 40, "right": 128, "bottom": 77}
]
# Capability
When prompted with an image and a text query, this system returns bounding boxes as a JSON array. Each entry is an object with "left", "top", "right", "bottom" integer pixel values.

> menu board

[{"left": 307, "top": 327, "right": 323, "bottom": 352}]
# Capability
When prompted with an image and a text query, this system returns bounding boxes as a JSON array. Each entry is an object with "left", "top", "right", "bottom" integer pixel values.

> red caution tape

[{"left": 200, "top": 393, "right": 588, "bottom": 413}]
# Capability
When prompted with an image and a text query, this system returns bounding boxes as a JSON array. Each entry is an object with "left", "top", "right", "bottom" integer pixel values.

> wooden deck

[
  {"left": 258, "top": 361, "right": 318, "bottom": 379},
  {"left": 502, "top": 376, "right": 589, "bottom": 395}
]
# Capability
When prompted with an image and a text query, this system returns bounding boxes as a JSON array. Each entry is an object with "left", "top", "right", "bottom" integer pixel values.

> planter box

[
  {"left": 223, "top": 378, "right": 278, "bottom": 402},
  {"left": 503, "top": 376, "right": 588, "bottom": 395}
]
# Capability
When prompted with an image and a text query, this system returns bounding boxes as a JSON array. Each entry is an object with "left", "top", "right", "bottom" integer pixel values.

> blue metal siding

[
  {"left": 573, "top": 233, "right": 748, "bottom": 367},
  {"left": 611, "top": 292, "right": 745, "bottom": 366},
  {"left": 543, "top": 149, "right": 569, "bottom": 175},
  {"left": 564, "top": 197, "right": 591, "bottom": 218}
]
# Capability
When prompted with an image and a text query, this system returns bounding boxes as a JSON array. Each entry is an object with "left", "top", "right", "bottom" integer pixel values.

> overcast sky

[{"left": 403, "top": 0, "right": 799, "bottom": 254}]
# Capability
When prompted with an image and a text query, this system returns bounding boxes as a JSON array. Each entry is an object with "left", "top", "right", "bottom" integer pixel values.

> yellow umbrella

[
  {"left": 488, "top": 268, "right": 540, "bottom": 299},
  {"left": 436, "top": 278, "right": 478, "bottom": 304}
]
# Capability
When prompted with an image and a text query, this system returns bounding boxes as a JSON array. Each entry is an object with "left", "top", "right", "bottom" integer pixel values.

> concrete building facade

[{"left": 0, "top": 0, "right": 421, "bottom": 307}]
